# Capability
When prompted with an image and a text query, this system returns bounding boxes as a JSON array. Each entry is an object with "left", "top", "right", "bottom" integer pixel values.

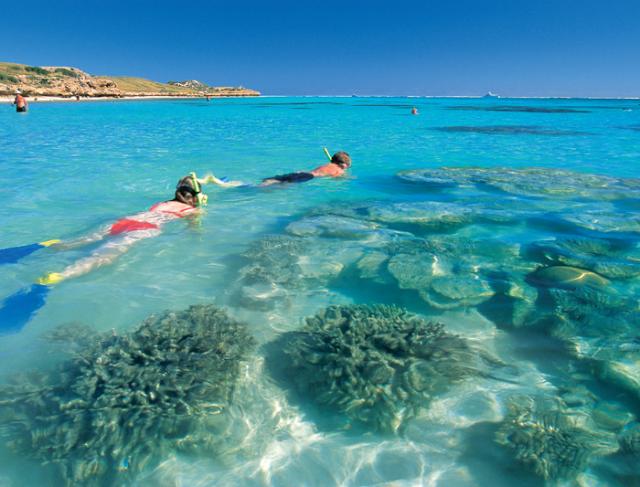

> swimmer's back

[
  {"left": 108, "top": 200, "right": 197, "bottom": 236},
  {"left": 310, "top": 162, "right": 345, "bottom": 178},
  {"left": 149, "top": 200, "right": 197, "bottom": 217}
]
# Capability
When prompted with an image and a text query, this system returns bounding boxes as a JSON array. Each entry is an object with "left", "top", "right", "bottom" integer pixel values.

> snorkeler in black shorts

[
  {"left": 264, "top": 172, "right": 315, "bottom": 184},
  {"left": 204, "top": 150, "right": 352, "bottom": 188}
]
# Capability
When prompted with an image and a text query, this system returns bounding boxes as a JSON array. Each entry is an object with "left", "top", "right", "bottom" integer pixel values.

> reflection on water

[
  {"left": 1, "top": 96, "right": 640, "bottom": 486},
  {"left": 2, "top": 166, "right": 640, "bottom": 486},
  {"left": 446, "top": 105, "right": 591, "bottom": 113}
]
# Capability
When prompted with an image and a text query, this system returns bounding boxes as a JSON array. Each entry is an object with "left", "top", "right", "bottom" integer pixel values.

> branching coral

[
  {"left": 495, "top": 396, "right": 617, "bottom": 481},
  {"left": 278, "top": 304, "right": 496, "bottom": 432},
  {"left": 0, "top": 305, "right": 255, "bottom": 486},
  {"left": 239, "top": 235, "right": 307, "bottom": 288}
]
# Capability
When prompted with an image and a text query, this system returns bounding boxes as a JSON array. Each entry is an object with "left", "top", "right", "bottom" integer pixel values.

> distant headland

[{"left": 0, "top": 62, "right": 260, "bottom": 99}]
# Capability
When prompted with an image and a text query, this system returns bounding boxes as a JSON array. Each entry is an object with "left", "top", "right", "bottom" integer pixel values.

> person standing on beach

[
  {"left": 207, "top": 150, "right": 352, "bottom": 187},
  {"left": 13, "top": 91, "right": 27, "bottom": 112}
]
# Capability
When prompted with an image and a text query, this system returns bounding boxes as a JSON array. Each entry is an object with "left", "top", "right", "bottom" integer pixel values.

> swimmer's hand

[
  {"left": 202, "top": 173, "right": 245, "bottom": 188},
  {"left": 37, "top": 272, "right": 65, "bottom": 286}
]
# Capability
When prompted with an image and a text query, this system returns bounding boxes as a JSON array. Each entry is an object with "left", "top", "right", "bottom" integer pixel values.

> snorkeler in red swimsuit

[{"left": 38, "top": 174, "right": 210, "bottom": 285}]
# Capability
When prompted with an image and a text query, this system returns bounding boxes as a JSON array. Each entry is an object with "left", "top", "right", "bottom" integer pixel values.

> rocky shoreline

[
  {"left": 0, "top": 62, "right": 260, "bottom": 98},
  {"left": 2, "top": 94, "right": 255, "bottom": 104}
]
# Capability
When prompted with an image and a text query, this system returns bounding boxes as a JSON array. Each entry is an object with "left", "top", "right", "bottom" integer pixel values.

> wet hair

[
  {"left": 331, "top": 151, "right": 351, "bottom": 167},
  {"left": 174, "top": 175, "right": 199, "bottom": 205}
]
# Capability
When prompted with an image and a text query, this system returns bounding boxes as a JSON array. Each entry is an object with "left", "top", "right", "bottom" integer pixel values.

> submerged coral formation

[
  {"left": 547, "top": 287, "right": 640, "bottom": 400},
  {"left": 495, "top": 396, "right": 617, "bottom": 481},
  {"left": 620, "top": 423, "right": 640, "bottom": 456},
  {"left": 351, "top": 236, "right": 530, "bottom": 311},
  {"left": 0, "top": 305, "right": 255, "bottom": 486},
  {"left": 527, "top": 265, "right": 610, "bottom": 289},
  {"left": 396, "top": 167, "right": 640, "bottom": 202},
  {"left": 277, "top": 304, "right": 497, "bottom": 432},
  {"left": 528, "top": 237, "right": 640, "bottom": 279},
  {"left": 234, "top": 235, "right": 309, "bottom": 309}
]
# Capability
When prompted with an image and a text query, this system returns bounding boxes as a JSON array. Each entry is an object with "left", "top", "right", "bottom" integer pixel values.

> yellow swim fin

[{"left": 37, "top": 272, "right": 64, "bottom": 286}]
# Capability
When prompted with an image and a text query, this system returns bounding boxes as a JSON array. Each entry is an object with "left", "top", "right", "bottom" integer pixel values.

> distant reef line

[{"left": 0, "top": 62, "right": 260, "bottom": 98}]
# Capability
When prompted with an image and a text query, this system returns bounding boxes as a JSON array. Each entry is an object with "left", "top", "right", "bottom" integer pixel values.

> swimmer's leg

[
  {"left": 259, "top": 178, "right": 282, "bottom": 187},
  {"left": 40, "top": 230, "right": 159, "bottom": 283},
  {"left": 53, "top": 228, "right": 110, "bottom": 250}
]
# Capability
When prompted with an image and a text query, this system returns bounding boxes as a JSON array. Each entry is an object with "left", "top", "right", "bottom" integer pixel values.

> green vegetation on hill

[
  {"left": 0, "top": 61, "right": 260, "bottom": 97},
  {"left": 0, "top": 73, "right": 18, "bottom": 84},
  {"left": 0, "top": 62, "right": 80, "bottom": 86},
  {"left": 1, "top": 63, "right": 31, "bottom": 83},
  {"left": 54, "top": 68, "right": 79, "bottom": 77},
  {"left": 107, "top": 76, "right": 188, "bottom": 93}
]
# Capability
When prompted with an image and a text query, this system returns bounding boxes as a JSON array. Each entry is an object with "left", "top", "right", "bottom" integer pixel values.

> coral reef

[
  {"left": 557, "top": 209, "right": 640, "bottom": 235},
  {"left": 276, "top": 304, "right": 498, "bottom": 432},
  {"left": 352, "top": 236, "right": 531, "bottom": 310},
  {"left": 0, "top": 305, "right": 255, "bottom": 486},
  {"left": 547, "top": 287, "right": 640, "bottom": 400},
  {"left": 495, "top": 396, "right": 618, "bottom": 481},
  {"left": 234, "top": 232, "right": 366, "bottom": 310},
  {"left": 528, "top": 237, "right": 640, "bottom": 279},
  {"left": 396, "top": 167, "right": 640, "bottom": 202},
  {"left": 234, "top": 236, "right": 309, "bottom": 310},
  {"left": 286, "top": 214, "right": 384, "bottom": 240},
  {"left": 620, "top": 423, "right": 640, "bottom": 456},
  {"left": 527, "top": 265, "right": 610, "bottom": 289}
]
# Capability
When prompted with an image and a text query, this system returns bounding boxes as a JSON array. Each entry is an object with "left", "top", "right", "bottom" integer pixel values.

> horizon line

[{"left": 258, "top": 94, "right": 640, "bottom": 100}]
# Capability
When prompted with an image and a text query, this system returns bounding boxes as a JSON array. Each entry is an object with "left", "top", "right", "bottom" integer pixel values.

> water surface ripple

[{"left": 0, "top": 97, "right": 639, "bottom": 486}]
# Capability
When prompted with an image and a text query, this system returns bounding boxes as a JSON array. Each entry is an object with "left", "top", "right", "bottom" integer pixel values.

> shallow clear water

[{"left": 0, "top": 97, "right": 639, "bottom": 486}]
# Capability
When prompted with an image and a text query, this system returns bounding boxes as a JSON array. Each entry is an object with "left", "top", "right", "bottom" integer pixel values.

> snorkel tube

[
  {"left": 190, "top": 172, "right": 208, "bottom": 207},
  {"left": 323, "top": 147, "right": 332, "bottom": 162}
]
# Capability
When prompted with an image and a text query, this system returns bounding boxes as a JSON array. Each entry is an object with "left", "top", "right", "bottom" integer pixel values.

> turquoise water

[{"left": 0, "top": 97, "right": 639, "bottom": 486}]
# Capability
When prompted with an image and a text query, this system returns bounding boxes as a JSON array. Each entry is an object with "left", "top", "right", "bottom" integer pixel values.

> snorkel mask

[{"left": 190, "top": 172, "right": 208, "bottom": 207}]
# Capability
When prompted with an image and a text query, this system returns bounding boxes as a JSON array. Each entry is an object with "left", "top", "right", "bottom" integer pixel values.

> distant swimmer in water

[
  {"left": 411, "top": 107, "right": 418, "bottom": 115},
  {"left": 206, "top": 149, "right": 352, "bottom": 188},
  {"left": 37, "top": 173, "right": 212, "bottom": 285},
  {"left": 13, "top": 91, "right": 28, "bottom": 113}
]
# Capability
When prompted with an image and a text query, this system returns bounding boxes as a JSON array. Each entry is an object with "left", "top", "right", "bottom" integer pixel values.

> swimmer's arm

[{"left": 200, "top": 174, "right": 245, "bottom": 188}]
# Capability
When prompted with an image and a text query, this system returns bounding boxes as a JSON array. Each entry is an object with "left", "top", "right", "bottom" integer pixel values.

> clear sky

[{"left": 2, "top": 0, "right": 639, "bottom": 97}]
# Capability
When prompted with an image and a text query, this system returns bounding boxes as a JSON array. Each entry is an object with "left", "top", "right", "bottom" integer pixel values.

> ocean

[{"left": 0, "top": 97, "right": 639, "bottom": 486}]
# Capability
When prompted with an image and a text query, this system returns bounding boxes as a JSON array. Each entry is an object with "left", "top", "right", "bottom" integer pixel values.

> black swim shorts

[
  {"left": 16, "top": 106, "right": 27, "bottom": 113},
  {"left": 266, "top": 172, "right": 314, "bottom": 184}
]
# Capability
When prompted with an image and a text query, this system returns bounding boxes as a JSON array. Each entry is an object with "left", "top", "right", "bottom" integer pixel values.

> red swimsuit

[
  {"left": 109, "top": 219, "right": 159, "bottom": 236},
  {"left": 108, "top": 202, "right": 194, "bottom": 236}
]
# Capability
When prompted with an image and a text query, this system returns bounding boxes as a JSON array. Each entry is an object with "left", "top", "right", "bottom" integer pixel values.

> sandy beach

[{"left": 2, "top": 94, "right": 257, "bottom": 103}]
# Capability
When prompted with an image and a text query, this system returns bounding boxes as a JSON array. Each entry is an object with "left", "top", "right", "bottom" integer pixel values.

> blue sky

[{"left": 3, "top": 0, "right": 639, "bottom": 96}]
